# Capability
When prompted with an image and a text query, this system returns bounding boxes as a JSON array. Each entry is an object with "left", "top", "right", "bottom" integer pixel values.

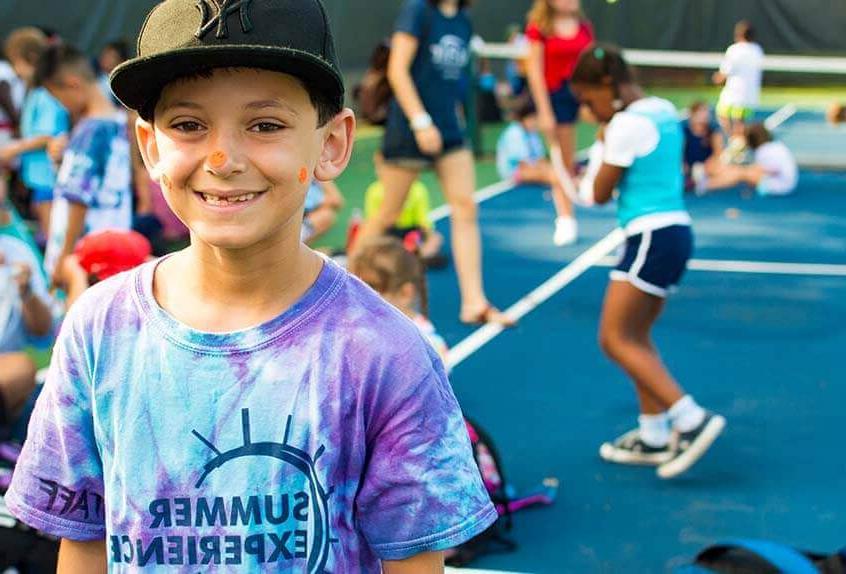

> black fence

[{"left": 2, "top": 0, "right": 844, "bottom": 72}]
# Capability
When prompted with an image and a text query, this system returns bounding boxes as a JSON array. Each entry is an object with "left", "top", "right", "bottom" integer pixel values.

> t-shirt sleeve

[
  {"left": 604, "top": 112, "right": 659, "bottom": 167},
  {"left": 356, "top": 346, "right": 497, "bottom": 560},
  {"left": 394, "top": 0, "right": 428, "bottom": 39},
  {"left": 719, "top": 45, "right": 737, "bottom": 75},
  {"left": 525, "top": 23, "right": 543, "bottom": 42},
  {"left": 5, "top": 310, "right": 106, "bottom": 541},
  {"left": 54, "top": 124, "right": 107, "bottom": 206}
]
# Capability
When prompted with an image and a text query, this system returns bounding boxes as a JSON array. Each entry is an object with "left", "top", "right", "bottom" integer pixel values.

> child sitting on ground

[
  {"left": 496, "top": 98, "right": 577, "bottom": 245},
  {"left": 301, "top": 179, "right": 344, "bottom": 246},
  {"left": 707, "top": 123, "right": 798, "bottom": 197},
  {"left": 682, "top": 101, "right": 723, "bottom": 193}
]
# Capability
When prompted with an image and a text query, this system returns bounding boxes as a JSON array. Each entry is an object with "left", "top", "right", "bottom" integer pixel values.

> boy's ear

[
  {"left": 314, "top": 108, "right": 356, "bottom": 182},
  {"left": 135, "top": 116, "right": 161, "bottom": 181}
]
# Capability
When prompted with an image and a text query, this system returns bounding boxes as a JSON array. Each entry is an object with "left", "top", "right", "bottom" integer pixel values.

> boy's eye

[
  {"left": 249, "top": 122, "right": 285, "bottom": 133},
  {"left": 172, "top": 121, "right": 205, "bottom": 133}
]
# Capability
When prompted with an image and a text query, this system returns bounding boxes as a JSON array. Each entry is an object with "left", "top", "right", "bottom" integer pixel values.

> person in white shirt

[
  {"left": 713, "top": 21, "right": 764, "bottom": 138},
  {"left": 706, "top": 123, "right": 798, "bottom": 196}
]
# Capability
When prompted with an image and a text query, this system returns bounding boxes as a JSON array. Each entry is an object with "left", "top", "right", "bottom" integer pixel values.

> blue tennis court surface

[{"left": 427, "top": 164, "right": 846, "bottom": 572}]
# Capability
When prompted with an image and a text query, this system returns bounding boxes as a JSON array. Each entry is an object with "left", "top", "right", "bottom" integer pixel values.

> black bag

[
  {"left": 676, "top": 539, "right": 846, "bottom": 574},
  {"left": 0, "top": 495, "right": 59, "bottom": 574}
]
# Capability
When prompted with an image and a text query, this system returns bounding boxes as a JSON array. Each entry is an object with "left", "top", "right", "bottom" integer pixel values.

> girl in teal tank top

[{"left": 568, "top": 45, "right": 725, "bottom": 479}]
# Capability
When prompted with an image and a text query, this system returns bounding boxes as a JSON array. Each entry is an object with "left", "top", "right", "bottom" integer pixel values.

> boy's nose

[{"left": 204, "top": 147, "right": 244, "bottom": 177}]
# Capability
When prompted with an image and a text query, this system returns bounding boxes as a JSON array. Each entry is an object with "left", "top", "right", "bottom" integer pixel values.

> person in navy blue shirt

[
  {"left": 682, "top": 101, "right": 723, "bottom": 193},
  {"left": 353, "top": 0, "right": 514, "bottom": 327}
]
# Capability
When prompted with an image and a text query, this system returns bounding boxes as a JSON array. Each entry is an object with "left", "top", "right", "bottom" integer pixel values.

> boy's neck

[
  {"left": 156, "top": 232, "right": 324, "bottom": 332},
  {"left": 619, "top": 84, "right": 645, "bottom": 108}
]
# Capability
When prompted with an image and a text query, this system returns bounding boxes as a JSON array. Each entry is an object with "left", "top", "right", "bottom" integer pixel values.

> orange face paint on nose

[
  {"left": 209, "top": 151, "right": 227, "bottom": 169},
  {"left": 299, "top": 167, "right": 309, "bottom": 184}
]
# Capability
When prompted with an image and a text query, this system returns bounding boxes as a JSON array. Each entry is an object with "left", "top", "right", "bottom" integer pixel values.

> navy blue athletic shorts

[{"left": 611, "top": 225, "right": 694, "bottom": 297}]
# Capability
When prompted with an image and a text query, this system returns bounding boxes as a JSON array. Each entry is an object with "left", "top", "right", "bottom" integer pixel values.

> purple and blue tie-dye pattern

[{"left": 7, "top": 258, "right": 497, "bottom": 572}]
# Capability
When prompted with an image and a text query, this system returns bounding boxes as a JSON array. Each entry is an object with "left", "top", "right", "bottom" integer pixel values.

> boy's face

[
  {"left": 9, "top": 56, "right": 35, "bottom": 84},
  {"left": 137, "top": 68, "right": 354, "bottom": 252}
]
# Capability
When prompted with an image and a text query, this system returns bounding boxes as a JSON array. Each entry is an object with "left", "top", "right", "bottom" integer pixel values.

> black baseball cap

[{"left": 110, "top": 0, "right": 344, "bottom": 119}]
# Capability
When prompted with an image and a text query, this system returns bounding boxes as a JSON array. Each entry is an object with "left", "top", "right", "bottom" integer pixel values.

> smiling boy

[{"left": 6, "top": 1, "right": 497, "bottom": 572}]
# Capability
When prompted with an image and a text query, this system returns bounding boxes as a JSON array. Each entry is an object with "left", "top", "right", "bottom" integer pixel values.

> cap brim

[{"left": 110, "top": 45, "right": 344, "bottom": 118}]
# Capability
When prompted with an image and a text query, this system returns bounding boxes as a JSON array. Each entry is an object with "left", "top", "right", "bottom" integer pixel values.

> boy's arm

[
  {"left": 0, "top": 135, "right": 53, "bottom": 163},
  {"left": 51, "top": 202, "right": 88, "bottom": 289},
  {"left": 58, "top": 539, "right": 107, "bottom": 574},
  {"left": 383, "top": 551, "right": 444, "bottom": 574}
]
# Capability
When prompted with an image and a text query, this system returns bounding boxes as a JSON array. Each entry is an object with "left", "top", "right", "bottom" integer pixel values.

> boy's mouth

[{"left": 195, "top": 190, "right": 266, "bottom": 207}]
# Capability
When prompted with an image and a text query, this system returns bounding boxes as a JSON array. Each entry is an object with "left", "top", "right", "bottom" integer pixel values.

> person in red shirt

[{"left": 525, "top": 0, "right": 594, "bottom": 245}]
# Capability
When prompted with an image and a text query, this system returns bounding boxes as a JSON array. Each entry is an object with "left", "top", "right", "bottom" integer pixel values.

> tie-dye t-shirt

[
  {"left": 7, "top": 258, "right": 496, "bottom": 572},
  {"left": 45, "top": 115, "right": 133, "bottom": 274}
]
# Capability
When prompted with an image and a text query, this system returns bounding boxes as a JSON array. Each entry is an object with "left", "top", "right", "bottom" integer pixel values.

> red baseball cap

[{"left": 73, "top": 230, "right": 152, "bottom": 281}]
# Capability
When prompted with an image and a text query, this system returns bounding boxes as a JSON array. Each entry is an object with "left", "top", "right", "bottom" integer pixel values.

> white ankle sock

[
  {"left": 638, "top": 413, "right": 670, "bottom": 447},
  {"left": 668, "top": 395, "right": 706, "bottom": 433}
]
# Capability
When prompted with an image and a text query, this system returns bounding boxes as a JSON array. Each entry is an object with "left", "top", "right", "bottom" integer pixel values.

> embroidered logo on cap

[{"left": 195, "top": 0, "right": 254, "bottom": 39}]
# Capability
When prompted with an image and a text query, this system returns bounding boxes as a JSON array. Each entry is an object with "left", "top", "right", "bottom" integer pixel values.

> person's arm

[
  {"left": 50, "top": 202, "right": 88, "bottom": 289},
  {"left": 388, "top": 32, "right": 442, "bottom": 155},
  {"left": 709, "top": 129, "right": 724, "bottom": 160},
  {"left": 0, "top": 135, "right": 53, "bottom": 163},
  {"left": 592, "top": 163, "right": 625, "bottom": 205},
  {"left": 58, "top": 539, "right": 107, "bottom": 574},
  {"left": 14, "top": 263, "right": 53, "bottom": 337},
  {"left": 525, "top": 38, "right": 556, "bottom": 139},
  {"left": 383, "top": 551, "right": 444, "bottom": 574}
]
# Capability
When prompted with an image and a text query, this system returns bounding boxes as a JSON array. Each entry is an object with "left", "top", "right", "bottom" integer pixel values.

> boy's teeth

[{"left": 202, "top": 193, "right": 256, "bottom": 204}]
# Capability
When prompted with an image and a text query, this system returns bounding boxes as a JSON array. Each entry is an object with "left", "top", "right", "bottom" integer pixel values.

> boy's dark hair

[
  {"left": 744, "top": 122, "right": 772, "bottom": 149},
  {"left": 138, "top": 68, "right": 341, "bottom": 127},
  {"left": 102, "top": 39, "right": 131, "bottom": 62},
  {"left": 35, "top": 43, "right": 97, "bottom": 87},
  {"left": 571, "top": 43, "right": 634, "bottom": 89},
  {"left": 735, "top": 20, "right": 755, "bottom": 42}
]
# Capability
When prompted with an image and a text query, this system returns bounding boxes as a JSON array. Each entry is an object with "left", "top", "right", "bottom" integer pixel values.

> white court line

[
  {"left": 446, "top": 568, "right": 530, "bottom": 574},
  {"left": 764, "top": 103, "right": 798, "bottom": 131},
  {"left": 429, "top": 180, "right": 517, "bottom": 223},
  {"left": 447, "top": 229, "right": 626, "bottom": 370},
  {"left": 595, "top": 256, "right": 846, "bottom": 277}
]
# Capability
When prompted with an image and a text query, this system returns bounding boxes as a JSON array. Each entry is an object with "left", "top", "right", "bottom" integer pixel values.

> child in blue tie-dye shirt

[
  {"left": 36, "top": 44, "right": 133, "bottom": 288},
  {"left": 7, "top": 2, "right": 495, "bottom": 572}
]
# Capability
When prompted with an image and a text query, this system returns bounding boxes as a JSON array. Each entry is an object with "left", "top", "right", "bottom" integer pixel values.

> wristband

[{"left": 410, "top": 113, "right": 433, "bottom": 131}]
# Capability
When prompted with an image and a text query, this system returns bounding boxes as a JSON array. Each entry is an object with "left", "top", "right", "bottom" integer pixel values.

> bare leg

[
  {"left": 435, "top": 149, "right": 513, "bottom": 326},
  {"left": 0, "top": 353, "right": 37, "bottom": 421},
  {"left": 552, "top": 126, "right": 575, "bottom": 217},
  {"left": 304, "top": 205, "right": 338, "bottom": 246},
  {"left": 598, "top": 280, "right": 685, "bottom": 414},
  {"left": 350, "top": 162, "right": 418, "bottom": 254}
]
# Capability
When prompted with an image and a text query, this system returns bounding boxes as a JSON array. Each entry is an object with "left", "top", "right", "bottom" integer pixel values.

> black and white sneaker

[
  {"left": 657, "top": 412, "right": 726, "bottom": 479},
  {"left": 599, "top": 429, "right": 674, "bottom": 466}
]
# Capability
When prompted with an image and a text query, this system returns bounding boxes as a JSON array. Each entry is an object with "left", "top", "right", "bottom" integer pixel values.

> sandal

[{"left": 460, "top": 304, "right": 516, "bottom": 328}]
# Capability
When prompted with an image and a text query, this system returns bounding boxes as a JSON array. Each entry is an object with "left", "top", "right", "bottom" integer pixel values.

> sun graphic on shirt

[{"left": 192, "top": 409, "right": 337, "bottom": 573}]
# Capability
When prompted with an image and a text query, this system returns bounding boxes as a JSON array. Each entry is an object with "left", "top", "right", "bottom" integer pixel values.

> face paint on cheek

[{"left": 299, "top": 167, "right": 309, "bottom": 184}]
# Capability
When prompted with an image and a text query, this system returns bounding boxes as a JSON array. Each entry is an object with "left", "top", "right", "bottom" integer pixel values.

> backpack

[
  {"left": 445, "top": 418, "right": 558, "bottom": 567},
  {"left": 353, "top": 39, "right": 393, "bottom": 126},
  {"left": 676, "top": 539, "right": 846, "bottom": 574},
  {"left": 0, "top": 441, "right": 59, "bottom": 574},
  {"left": 352, "top": 7, "right": 435, "bottom": 126}
]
